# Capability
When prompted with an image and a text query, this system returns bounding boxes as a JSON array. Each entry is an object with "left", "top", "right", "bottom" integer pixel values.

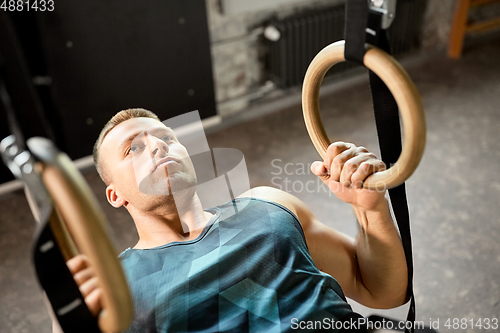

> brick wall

[{"left": 206, "top": 0, "right": 500, "bottom": 115}]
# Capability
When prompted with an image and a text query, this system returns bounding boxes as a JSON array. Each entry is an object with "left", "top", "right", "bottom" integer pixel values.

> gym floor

[{"left": 1, "top": 35, "right": 499, "bottom": 332}]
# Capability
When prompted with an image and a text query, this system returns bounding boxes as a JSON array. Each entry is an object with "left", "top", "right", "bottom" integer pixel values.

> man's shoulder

[{"left": 237, "top": 186, "right": 310, "bottom": 223}]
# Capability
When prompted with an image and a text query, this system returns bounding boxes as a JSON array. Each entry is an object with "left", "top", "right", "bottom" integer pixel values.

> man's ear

[{"left": 106, "top": 184, "right": 127, "bottom": 208}]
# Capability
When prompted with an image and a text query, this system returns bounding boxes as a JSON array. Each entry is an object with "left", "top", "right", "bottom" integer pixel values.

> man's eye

[
  {"left": 128, "top": 145, "right": 143, "bottom": 154},
  {"left": 162, "top": 135, "right": 174, "bottom": 142}
]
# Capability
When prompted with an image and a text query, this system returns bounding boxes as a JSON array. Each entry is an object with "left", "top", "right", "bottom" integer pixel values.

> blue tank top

[{"left": 119, "top": 197, "right": 353, "bottom": 332}]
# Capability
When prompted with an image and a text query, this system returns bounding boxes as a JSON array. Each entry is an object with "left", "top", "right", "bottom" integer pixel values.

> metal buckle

[
  {"left": 369, "top": 0, "right": 397, "bottom": 30},
  {"left": 1, "top": 135, "right": 52, "bottom": 223}
]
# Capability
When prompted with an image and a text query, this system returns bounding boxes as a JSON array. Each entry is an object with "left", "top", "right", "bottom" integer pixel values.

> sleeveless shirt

[{"left": 119, "top": 197, "right": 354, "bottom": 332}]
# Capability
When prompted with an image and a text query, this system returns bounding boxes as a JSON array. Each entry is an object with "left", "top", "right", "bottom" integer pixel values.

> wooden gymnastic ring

[
  {"left": 302, "top": 40, "right": 426, "bottom": 190},
  {"left": 27, "top": 138, "right": 133, "bottom": 333}
]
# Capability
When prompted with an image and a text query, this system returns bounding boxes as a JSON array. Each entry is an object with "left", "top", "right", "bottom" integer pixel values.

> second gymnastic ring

[{"left": 302, "top": 40, "right": 426, "bottom": 190}]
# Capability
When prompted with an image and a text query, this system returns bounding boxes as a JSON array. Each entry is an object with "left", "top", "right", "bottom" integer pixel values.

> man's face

[{"left": 100, "top": 117, "right": 197, "bottom": 211}]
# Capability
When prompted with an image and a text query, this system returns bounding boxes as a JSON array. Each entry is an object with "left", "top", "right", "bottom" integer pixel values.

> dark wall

[{"left": 0, "top": 0, "right": 216, "bottom": 184}]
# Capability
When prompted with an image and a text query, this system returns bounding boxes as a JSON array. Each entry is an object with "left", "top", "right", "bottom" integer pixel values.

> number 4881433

[{"left": 1, "top": 0, "right": 55, "bottom": 12}]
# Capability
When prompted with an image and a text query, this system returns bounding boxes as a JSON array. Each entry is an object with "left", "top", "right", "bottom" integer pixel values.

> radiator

[{"left": 266, "top": 0, "right": 427, "bottom": 89}]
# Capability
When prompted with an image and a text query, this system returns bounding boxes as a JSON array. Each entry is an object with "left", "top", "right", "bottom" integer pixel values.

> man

[{"left": 63, "top": 108, "right": 408, "bottom": 332}]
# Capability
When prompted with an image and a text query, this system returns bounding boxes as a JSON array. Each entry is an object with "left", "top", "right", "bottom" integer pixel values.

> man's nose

[{"left": 148, "top": 136, "right": 169, "bottom": 157}]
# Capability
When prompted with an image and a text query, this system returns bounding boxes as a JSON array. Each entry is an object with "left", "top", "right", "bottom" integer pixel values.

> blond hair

[{"left": 93, "top": 108, "right": 160, "bottom": 184}]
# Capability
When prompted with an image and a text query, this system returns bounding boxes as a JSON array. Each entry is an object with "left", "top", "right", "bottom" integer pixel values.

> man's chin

[
  {"left": 138, "top": 172, "right": 195, "bottom": 196},
  {"left": 138, "top": 174, "right": 170, "bottom": 195}
]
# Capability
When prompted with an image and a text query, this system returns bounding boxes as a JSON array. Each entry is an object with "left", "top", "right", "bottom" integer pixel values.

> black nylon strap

[
  {"left": 0, "top": 77, "right": 102, "bottom": 333},
  {"left": 0, "top": 11, "right": 101, "bottom": 333},
  {"left": 1, "top": 75, "right": 101, "bottom": 332},
  {"left": 33, "top": 218, "right": 101, "bottom": 333},
  {"left": 344, "top": 0, "right": 368, "bottom": 64},
  {"left": 366, "top": 13, "right": 416, "bottom": 333},
  {"left": 368, "top": 34, "right": 416, "bottom": 333},
  {"left": 344, "top": 1, "right": 416, "bottom": 332},
  {"left": 0, "top": 76, "right": 25, "bottom": 150},
  {"left": 0, "top": 11, "right": 55, "bottom": 144}
]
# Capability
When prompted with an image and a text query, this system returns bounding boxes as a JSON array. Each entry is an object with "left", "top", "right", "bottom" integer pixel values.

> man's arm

[
  {"left": 301, "top": 193, "right": 408, "bottom": 309},
  {"left": 246, "top": 142, "right": 408, "bottom": 309}
]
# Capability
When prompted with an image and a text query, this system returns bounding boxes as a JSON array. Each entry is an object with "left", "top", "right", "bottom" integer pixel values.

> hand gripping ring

[
  {"left": 302, "top": 40, "right": 426, "bottom": 190},
  {"left": 27, "top": 137, "right": 133, "bottom": 333}
]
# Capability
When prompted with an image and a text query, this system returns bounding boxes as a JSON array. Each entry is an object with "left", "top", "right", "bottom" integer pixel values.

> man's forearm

[{"left": 353, "top": 198, "right": 408, "bottom": 308}]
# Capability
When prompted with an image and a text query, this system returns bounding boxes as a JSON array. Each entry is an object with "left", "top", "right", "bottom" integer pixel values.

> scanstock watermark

[
  {"left": 270, "top": 159, "right": 335, "bottom": 196},
  {"left": 270, "top": 159, "right": 397, "bottom": 194},
  {"left": 290, "top": 317, "right": 425, "bottom": 331}
]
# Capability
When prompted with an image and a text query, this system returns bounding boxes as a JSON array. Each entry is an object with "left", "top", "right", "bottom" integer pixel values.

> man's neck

[{"left": 129, "top": 193, "right": 213, "bottom": 249}]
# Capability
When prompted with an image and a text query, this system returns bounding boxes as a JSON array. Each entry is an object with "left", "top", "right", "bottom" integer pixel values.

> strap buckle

[
  {"left": 369, "top": 0, "right": 397, "bottom": 29},
  {"left": 0, "top": 135, "right": 53, "bottom": 223}
]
